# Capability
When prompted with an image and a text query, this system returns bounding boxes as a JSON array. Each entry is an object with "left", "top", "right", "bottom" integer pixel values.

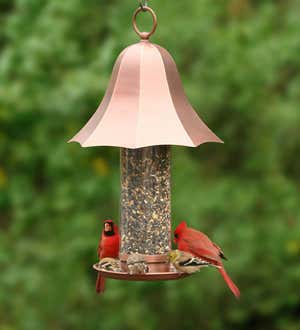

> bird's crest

[{"left": 175, "top": 221, "right": 187, "bottom": 235}]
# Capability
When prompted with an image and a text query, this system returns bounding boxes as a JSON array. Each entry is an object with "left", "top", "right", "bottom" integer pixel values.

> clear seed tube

[{"left": 120, "top": 146, "right": 171, "bottom": 255}]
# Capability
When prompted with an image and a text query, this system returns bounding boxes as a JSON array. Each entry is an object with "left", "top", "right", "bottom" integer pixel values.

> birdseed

[{"left": 120, "top": 146, "right": 171, "bottom": 255}]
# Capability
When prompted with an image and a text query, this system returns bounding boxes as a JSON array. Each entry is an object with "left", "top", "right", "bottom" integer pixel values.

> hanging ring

[{"left": 132, "top": 6, "right": 157, "bottom": 40}]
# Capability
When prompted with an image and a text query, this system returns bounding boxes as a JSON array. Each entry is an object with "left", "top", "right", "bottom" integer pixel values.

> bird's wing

[
  {"left": 182, "top": 229, "right": 222, "bottom": 265},
  {"left": 179, "top": 257, "right": 209, "bottom": 267},
  {"left": 99, "top": 258, "right": 120, "bottom": 271},
  {"left": 212, "top": 242, "right": 227, "bottom": 260}
]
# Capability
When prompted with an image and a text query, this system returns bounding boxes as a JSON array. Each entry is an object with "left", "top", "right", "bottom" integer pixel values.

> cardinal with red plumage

[
  {"left": 174, "top": 221, "right": 240, "bottom": 298},
  {"left": 96, "top": 219, "right": 120, "bottom": 293}
]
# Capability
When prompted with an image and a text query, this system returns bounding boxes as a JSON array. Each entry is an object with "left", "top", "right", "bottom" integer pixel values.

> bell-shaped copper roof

[{"left": 69, "top": 40, "right": 222, "bottom": 148}]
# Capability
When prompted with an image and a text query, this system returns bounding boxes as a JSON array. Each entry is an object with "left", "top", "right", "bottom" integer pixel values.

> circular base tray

[{"left": 93, "top": 264, "right": 189, "bottom": 281}]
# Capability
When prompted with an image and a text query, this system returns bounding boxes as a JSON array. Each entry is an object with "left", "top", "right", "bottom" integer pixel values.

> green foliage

[{"left": 1, "top": 0, "right": 300, "bottom": 329}]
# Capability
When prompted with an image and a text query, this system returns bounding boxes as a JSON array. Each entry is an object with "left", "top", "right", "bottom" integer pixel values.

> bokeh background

[{"left": 1, "top": 0, "right": 300, "bottom": 329}]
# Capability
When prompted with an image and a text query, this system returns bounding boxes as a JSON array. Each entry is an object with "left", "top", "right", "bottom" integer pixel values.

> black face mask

[
  {"left": 104, "top": 223, "right": 114, "bottom": 236},
  {"left": 104, "top": 230, "right": 115, "bottom": 236}
]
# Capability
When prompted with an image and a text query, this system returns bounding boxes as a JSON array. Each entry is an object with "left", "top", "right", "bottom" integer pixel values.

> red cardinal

[
  {"left": 174, "top": 221, "right": 240, "bottom": 298},
  {"left": 96, "top": 219, "right": 120, "bottom": 294}
]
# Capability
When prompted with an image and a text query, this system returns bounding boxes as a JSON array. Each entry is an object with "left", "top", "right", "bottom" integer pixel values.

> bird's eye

[{"left": 174, "top": 234, "right": 178, "bottom": 239}]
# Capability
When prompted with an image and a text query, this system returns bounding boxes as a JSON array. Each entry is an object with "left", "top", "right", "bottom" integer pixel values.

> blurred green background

[{"left": 1, "top": 0, "right": 300, "bottom": 329}]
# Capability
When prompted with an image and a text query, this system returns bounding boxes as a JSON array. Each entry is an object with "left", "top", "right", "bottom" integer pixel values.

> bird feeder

[{"left": 69, "top": 4, "right": 222, "bottom": 282}]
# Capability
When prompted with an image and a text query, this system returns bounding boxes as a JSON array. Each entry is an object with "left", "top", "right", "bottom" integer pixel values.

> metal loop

[{"left": 132, "top": 6, "right": 157, "bottom": 40}]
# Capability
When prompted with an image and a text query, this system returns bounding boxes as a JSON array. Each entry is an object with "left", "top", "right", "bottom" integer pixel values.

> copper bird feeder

[{"left": 69, "top": 4, "right": 222, "bottom": 283}]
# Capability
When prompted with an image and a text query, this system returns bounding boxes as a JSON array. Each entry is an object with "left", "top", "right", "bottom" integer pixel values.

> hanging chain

[{"left": 139, "top": 0, "right": 148, "bottom": 11}]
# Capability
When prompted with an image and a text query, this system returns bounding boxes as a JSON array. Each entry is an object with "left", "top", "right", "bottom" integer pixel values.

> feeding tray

[{"left": 93, "top": 263, "right": 189, "bottom": 281}]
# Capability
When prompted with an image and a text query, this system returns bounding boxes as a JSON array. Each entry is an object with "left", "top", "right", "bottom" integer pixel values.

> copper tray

[{"left": 93, "top": 263, "right": 189, "bottom": 281}]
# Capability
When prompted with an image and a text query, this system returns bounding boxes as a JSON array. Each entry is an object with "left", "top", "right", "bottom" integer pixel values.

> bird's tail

[
  {"left": 96, "top": 273, "right": 105, "bottom": 294},
  {"left": 218, "top": 267, "right": 240, "bottom": 299}
]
